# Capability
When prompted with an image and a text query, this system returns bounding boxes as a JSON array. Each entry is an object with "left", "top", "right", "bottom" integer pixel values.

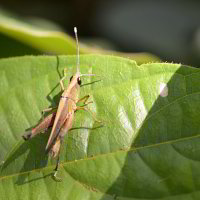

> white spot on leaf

[{"left": 160, "top": 83, "right": 168, "bottom": 97}]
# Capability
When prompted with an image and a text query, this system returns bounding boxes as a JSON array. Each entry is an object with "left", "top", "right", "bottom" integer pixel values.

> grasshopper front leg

[
  {"left": 77, "top": 94, "right": 93, "bottom": 106},
  {"left": 76, "top": 106, "right": 101, "bottom": 123},
  {"left": 59, "top": 68, "right": 67, "bottom": 91},
  {"left": 76, "top": 95, "right": 101, "bottom": 123},
  {"left": 77, "top": 94, "right": 91, "bottom": 103}
]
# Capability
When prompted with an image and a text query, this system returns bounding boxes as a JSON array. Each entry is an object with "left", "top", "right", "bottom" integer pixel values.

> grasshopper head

[{"left": 69, "top": 73, "right": 82, "bottom": 86}]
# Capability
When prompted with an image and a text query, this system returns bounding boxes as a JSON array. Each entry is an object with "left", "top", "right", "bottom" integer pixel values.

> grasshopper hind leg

[{"left": 52, "top": 135, "right": 64, "bottom": 182}]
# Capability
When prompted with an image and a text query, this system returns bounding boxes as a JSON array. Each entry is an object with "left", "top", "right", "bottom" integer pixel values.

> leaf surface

[{"left": 0, "top": 55, "right": 200, "bottom": 199}]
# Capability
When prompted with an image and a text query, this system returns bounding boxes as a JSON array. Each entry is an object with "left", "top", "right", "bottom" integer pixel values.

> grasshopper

[{"left": 22, "top": 27, "right": 96, "bottom": 180}]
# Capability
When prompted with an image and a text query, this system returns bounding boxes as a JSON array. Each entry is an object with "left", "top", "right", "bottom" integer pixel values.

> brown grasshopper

[{"left": 22, "top": 27, "right": 97, "bottom": 180}]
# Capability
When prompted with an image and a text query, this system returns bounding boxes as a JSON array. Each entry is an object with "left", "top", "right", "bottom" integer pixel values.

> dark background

[{"left": 1, "top": 0, "right": 200, "bottom": 66}]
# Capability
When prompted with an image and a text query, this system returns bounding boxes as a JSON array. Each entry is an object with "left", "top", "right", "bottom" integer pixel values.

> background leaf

[
  {"left": 0, "top": 55, "right": 200, "bottom": 199},
  {"left": 0, "top": 10, "right": 160, "bottom": 64}
]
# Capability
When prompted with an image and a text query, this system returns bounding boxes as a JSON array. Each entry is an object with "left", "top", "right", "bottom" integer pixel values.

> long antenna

[
  {"left": 74, "top": 27, "right": 80, "bottom": 73},
  {"left": 74, "top": 27, "right": 96, "bottom": 77}
]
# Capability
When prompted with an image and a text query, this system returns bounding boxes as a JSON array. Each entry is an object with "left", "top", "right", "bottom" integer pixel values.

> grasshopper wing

[
  {"left": 50, "top": 112, "right": 74, "bottom": 158},
  {"left": 45, "top": 98, "right": 75, "bottom": 151}
]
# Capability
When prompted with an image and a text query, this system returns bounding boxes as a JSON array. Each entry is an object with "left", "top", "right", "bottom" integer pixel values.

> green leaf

[
  {"left": 0, "top": 9, "right": 160, "bottom": 64},
  {"left": 0, "top": 55, "right": 200, "bottom": 199}
]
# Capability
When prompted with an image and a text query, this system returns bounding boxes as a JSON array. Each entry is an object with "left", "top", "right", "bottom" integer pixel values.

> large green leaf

[{"left": 0, "top": 55, "right": 200, "bottom": 200}]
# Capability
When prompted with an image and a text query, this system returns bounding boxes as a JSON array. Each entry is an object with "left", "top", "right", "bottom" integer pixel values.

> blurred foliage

[
  {"left": 1, "top": 0, "right": 200, "bottom": 66},
  {"left": 0, "top": 7, "right": 161, "bottom": 65}
]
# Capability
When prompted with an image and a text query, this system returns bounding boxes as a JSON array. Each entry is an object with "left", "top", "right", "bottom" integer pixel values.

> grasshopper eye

[
  {"left": 77, "top": 77, "right": 81, "bottom": 85},
  {"left": 70, "top": 76, "right": 73, "bottom": 82}
]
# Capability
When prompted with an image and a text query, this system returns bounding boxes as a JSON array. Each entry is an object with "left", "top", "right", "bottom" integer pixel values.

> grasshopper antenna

[
  {"left": 74, "top": 27, "right": 96, "bottom": 77},
  {"left": 74, "top": 27, "right": 80, "bottom": 73}
]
